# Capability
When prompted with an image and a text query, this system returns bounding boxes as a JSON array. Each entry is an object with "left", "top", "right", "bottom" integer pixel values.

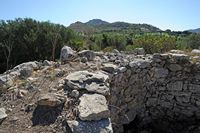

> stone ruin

[{"left": 1, "top": 47, "right": 200, "bottom": 133}]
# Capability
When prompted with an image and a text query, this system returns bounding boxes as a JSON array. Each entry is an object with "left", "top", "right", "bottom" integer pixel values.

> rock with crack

[
  {"left": 0, "top": 108, "right": 7, "bottom": 122},
  {"left": 65, "top": 71, "right": 110, "bottom": 95},
  {"left": 37, "top": 93, "right": 66, "bottom": 107},
  {"left": 67, "top": 118, "right": 113, "bottom": 133},
  {"left": 78, "top": 94, "right": 110, "bottom": 121}
]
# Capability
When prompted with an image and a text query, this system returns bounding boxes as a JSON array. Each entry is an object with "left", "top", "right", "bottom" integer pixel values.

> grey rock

[
  {"left": 153, "top": 68, "right": 168, "bottom": 78},
  {"left": 71, "top": 90, "right": 79, "bottom": 98},
  {"left": 67, "top": 118, "right": 113, "bottom": 133},
  {"left": 12, "top": 61, "right": 39, "bottom": 78},
  {"left": 0, "top": 75, "right": 13, "bottom": 90},
  {"left": 117, "top": 67, "right": 127, "bottom": 73},
  {"left": 168, "top": 64, "right": 182, "bottom": 72},
  {"left": 169, "top": 50, "right": 185, "bottom": 54},
  {"left": 101, "top": 63, "right": 118, "bottom": 73},
  {"left": 191, "top": 49, "right": 200, "bottom": 54},
  {"left": 129, "top": 59, "right": 151, "bottom": 68},
  {"left": 60, "top": 46, "right": 75, "bottom": 63},
  {"left": 65, "top": 71, "right": 110, "bottom": 95},
  {"left": 78, "top": 94, "right": 110, "bottom": 121},
  {"left": 78, "top": 50, "right": 96, "bottom": 61},
  {"left": 80, "top": 57, "right": 88, "bottom": 63},
  {"left": 0, "top": 108, "right": 7, "bottom": 122},
  {"left": 43, "top": 60, "right": 53, "bottom": 66},
  {"left": 167, "top": 81, "right": 183, "bottom": 91},
  {"left": 37, "top": 93, "right": 66, "bottom": 107},
  {"left": 134, "top": 48, "right": 145, "bottom": 55},
  {"left": 170, "top": 53, "right": 189, "bottom": 62},
  {"left": 112, "top": 49, "right": 120, "bottom": 54}
]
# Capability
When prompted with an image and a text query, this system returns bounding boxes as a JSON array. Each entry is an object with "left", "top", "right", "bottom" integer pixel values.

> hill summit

[{"left": 68, "top": 19, "right": 161, "bottom": 34}]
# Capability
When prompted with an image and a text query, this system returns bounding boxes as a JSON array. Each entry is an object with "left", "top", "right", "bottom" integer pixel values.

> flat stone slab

[
  {"left": 65, "top": 71, "right": 110, "bottom": 95},
  {"left": 78, "top": 94, "right": 110, "bottom": 121},
  {"left": 67, "top": 118, "right": 113, "bottom": 133}
]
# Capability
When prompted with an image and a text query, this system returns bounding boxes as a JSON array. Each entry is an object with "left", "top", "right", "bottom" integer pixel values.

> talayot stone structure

[{"left": 1, "top": 46, "right": 200, "bottom": 133}]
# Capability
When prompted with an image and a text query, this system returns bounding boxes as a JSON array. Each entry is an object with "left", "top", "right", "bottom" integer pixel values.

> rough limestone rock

[
  {"left": 13, "top": 61, "right": 39, "bottom": 78},
  {"left": 42, "top": 60, "right": 53, "bottom": 66},
  {"left": 65, "top": 71, "right": 110, "bottom": 95},
  {"left": 67, "top": 118, "right": 113, "bottom": 133},
  {"left": 168, "top": 64, "right": 182, "bottom": 72},
  {"left": 153, "top": 68, "right": 169, "bottom": 78},
  {"left": 0, "top": 108, "right": 7, "bottom": 122},
  {"left": 60, "top": 46, "right": 75, "bottom": 63},
  {"left": 0, "top": 75, "right": 13, "bottom": 90},
  {"left": 129, "top": 59, "right": 151, "bottom": 68},
  {"left": 191, "top": 49, "right": 200, "bottom": 54},
  {"left": 78, "top": 50, "right": 96, "bottom": 61},
  {"left": 37, "top": 93, "right": 66, "bottom": 107},
  {"left": 101, "top": 63, "right": 118, "bottom": 73},
  {"left": 78, "top": 94, "right": 110, "bottom": 121}
]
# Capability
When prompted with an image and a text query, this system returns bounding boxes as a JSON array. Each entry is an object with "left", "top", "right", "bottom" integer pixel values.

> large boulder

[
  {"left": 67, "top": 118, "right": 113, "bottom": 133},
  {"left": 78, "top": 94, "right": 110, "bottom": 121},
  {"left": 78, "top": 50, "right": 96, "bottom": 61},
  {"left": 65, "top": 71, "right": 110, "bottom": 95},
  {"left": 37, "top": 93, "right": 66, "bottom": 107},
  {"left": 60, "top": 46, "right": 76, "bottom": 63}
]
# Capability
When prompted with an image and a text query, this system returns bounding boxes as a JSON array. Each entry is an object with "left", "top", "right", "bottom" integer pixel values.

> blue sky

[{"left": 0, "top": 0, "right": 199, "bottom": 31}]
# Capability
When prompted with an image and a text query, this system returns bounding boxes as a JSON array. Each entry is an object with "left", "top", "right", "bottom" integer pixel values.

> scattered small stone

[{"left": 71, "top": 90, "right": 79, "bottom": 98}]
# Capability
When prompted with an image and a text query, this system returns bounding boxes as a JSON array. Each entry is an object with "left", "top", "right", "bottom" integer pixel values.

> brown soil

[{"left": 0, "top": 62, "right": 91, "bottom": 133}]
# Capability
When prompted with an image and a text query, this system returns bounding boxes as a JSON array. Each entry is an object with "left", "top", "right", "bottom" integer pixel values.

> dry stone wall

[{"left": 109, "top": 53, "right": 200, "bottom": 132}]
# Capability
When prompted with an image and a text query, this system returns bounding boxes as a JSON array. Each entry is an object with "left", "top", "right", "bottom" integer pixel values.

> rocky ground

[{"left": 1, "top": 47, "right": 200, "bottom": 133}]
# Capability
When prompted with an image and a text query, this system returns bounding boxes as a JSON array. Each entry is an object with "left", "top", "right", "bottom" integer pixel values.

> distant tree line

[{"left": 88, "top": 32, "right": 200, "bottom": 53}]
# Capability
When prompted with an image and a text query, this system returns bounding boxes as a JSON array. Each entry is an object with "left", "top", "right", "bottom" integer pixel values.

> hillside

[
  {"left": 85, "top": 19, "right": 109, "bottom": 26},
  {"left": 187, "top": 28, "right": 200, "bottom": 33},
  {"left": 68, "top": 19, "right": 161, "bottom": 34}
]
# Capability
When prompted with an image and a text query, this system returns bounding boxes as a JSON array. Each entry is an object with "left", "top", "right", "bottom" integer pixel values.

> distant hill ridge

[
  {"left": 187, "top": 28, "right": 200, "bottom": 33},
  {"left": 69, "top": 19, "right": 161, "bottom": 34}
]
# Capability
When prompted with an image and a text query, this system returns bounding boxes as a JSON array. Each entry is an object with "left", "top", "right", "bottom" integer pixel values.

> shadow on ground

[{"left": 31, "top": 105, "right": 63, "bottom": 126}]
